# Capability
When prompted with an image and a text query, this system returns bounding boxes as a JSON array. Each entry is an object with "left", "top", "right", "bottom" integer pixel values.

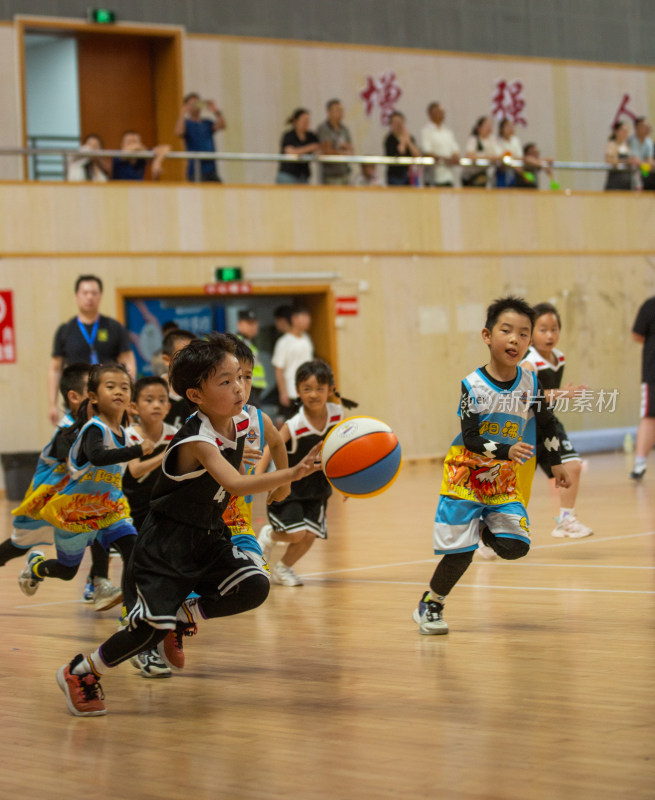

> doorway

[{"left": 18, "top": 17, "right": 184, "bottom": 181}]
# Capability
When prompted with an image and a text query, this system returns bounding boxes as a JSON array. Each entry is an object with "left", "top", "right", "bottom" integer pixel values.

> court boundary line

[
  {"left": 306, "top": 578, "right": 655, "bottom": 595},
  {"left": 302, "top": 530, "right": 655, "bottom": 578}
]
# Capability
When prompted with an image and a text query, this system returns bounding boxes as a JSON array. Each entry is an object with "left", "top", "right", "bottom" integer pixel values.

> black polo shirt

[
  {"left": 633, "top": 297, "right": 655, "bottom": 383},
  {"left": 52, "top": 315, "right": 131, "bottom": 365}
]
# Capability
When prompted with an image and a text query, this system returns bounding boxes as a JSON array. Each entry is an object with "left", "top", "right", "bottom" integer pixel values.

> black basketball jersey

[
  {"left": 123, "top": 423, "right": 177, "bottom": 527},
  {"left": 285, "top": 403, "right": 344, "bottom": 500},
  {"left": 522, "top": 345, "right": 566, "bottom": 391},
  {"left": 150, "top": 409, "right": 249, "bottom": 530}
]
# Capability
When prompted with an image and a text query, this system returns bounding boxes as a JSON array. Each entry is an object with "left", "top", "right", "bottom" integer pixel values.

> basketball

[{"left": 321, "top": 416, "right": 402, "bottom": 498}]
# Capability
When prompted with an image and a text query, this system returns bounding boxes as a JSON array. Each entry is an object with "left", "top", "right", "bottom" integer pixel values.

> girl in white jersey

[{"left": 521, "top": 303, "right": 593, "bottom": 538}]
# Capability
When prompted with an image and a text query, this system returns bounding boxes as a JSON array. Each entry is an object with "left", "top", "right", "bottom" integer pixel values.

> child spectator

[
  {"left": 175, "top": 92, "right": 226, "bottom": 182},
  {"left": 56, "top": 334, "right": 323, "bottom": 716},
  {"left": 257, "top": 359, "right": 357, "bottom": 586},
  {"left": 413, "top": 297, "right": 570, "bottom": 635},
  {"left": 20, "top": 364, "right": 153, "bottom": 609},
  {"left": 272, "top": 305, "right": 314, "bottom": 421},
  {"left": 521, "top": 303, "right": 592, "bottom": 537}
]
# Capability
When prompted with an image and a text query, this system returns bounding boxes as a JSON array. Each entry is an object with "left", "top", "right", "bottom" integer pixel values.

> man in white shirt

[
  {"left": 272, "top": 305, "right": 314, "bottom": 419},
  {"left": 420, "top": 102, "right": 461, "bottom": 187}
]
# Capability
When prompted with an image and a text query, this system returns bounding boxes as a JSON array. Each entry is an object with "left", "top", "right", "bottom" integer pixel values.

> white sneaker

[
  {"left": 551, "top": 515, "right": 593, "bottom": 539},
  {"left": 257, "top": 525, "right": 276, "bottom": 562},
  {"left": 272, "top": 562, "right": 303, "bottom": 586},
  {"left": 476, "top": 542, "right": 498, "bottom": 560},
  {"left": 18, "top": 550, "right": 45, "bottom": 596},
  {"left": 413, "top": 592, "right": 449, "bottom": 635},
  {"left": 93, "top": 578, "right": 123, "bottom": 611}
]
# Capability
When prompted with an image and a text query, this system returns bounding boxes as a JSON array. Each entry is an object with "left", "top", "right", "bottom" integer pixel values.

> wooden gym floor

[{"left": 1, "top": 452, "right": 653, "bottom": 800}]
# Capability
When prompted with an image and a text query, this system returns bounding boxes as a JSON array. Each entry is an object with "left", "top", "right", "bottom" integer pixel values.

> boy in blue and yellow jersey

[
  {"left": 413, "top": 296, "right": 571, "bottom": 636},
  {"left": 221, "top": 333, "right": 290, "bottom": 558}
]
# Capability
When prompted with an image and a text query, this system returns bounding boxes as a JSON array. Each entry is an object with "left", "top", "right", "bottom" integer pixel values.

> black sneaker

[{"left": 630, "top": 466, "right": 646, "bottom": 481}]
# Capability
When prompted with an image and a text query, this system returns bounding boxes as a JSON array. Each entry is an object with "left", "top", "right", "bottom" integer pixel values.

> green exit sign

[
  {"left": 88, "top": 8, "right": 116, "bottom": 24},
  {"left": 215, "top": 267, "right": 243, "bottom": 282}
]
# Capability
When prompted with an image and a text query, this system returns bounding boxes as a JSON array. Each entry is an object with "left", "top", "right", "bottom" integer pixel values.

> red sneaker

[
  {"left": 157, "top": 623, "right": 197, "bottom": 671},
  {"left": 57, "top": 655, "right": 106, "bottom": 717}
]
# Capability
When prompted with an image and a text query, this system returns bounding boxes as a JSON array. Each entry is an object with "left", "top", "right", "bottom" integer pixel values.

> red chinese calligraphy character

[
  {"left": 612, "top": 93, "right": 638, "bottom": 127},
  {"left": 360, "top": 72, "right": 403, "bottom": 125},
  {"left": 491, "top": 79, "right": 527, "bottom": 127}
]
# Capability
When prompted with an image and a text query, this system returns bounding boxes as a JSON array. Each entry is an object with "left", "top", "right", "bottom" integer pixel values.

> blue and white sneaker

[
  {"left": 412, "top": 591, "right": 449, "bottom": 635},
  {"left": 81, "top": 578, "right": 95, "bottom": 603}
]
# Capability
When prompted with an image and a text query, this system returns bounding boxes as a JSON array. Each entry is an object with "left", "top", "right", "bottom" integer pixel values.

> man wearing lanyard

[{"left": 48, "top": 275, "right": 136, "bottom": 424}]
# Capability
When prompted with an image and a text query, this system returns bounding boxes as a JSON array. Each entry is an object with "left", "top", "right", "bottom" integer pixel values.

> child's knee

[
  {"left": 496, "top": 537, "right": 530, "bottom": 560},
  {"left": 57, "top": 563, "right": 80, "bottom": 580},
  {"left": 247, "top": 574, "right": 271, "bottom": 609}
]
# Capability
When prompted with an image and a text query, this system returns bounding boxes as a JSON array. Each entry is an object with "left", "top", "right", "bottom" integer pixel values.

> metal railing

[{"left": 0, "top": 146, "right": 640, "bottom": 184}]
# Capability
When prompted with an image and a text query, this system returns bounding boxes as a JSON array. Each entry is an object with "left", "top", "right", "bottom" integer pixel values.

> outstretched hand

[{"left": 293, "top": 443, "right": 323, "bottom": 479}]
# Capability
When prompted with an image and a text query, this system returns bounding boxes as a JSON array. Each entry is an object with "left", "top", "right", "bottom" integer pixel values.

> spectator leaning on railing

[
  {"left": 317, "top": 99, "right": 354, "bottom": 186},
  {"left": 111, "top": 130, "right": 170, "bottom": 181},
  {"left": 384, "top": 111, "right": 420, "bottom": 186},
  {"left": 420, "top": 102, "right": 460, "bottom": 188},
  {"left": 461, "top": 116, "right": 496, "bottom": 188},
  {"left": 276, "top": 108, "right": 321, "bottom": 185},
  {"left": 175, "top": 92, "right": 226, "bottom": 183},
  {"left": 604, "top": 120, "right": 633, "bottom": 191},
  {"left": 494, "top": 117, "right": 524, "bottom": 187},
  {"left": 67, "top": 134, "right": 109, "bottom": 183},
  {"left": 628, "top": 117, "right": 655, "bottom": 191}
]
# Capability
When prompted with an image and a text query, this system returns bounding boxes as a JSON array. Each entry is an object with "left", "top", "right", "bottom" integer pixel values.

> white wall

[{"left": 25, "top": 34, "right": 80, "bottom": 141}]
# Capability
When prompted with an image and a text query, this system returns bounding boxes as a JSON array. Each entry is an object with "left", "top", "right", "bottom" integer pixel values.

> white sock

[
  {"left": 559, "top": 507, "right": 574, "bottom": 520},
  {"left": 634, "top": 456, "right": 647, "bottom": 470},
  {"left": 71, "top": 649, "right": 105, "bottom": 677},
  {"left": 177, "top": 597, "right": 202, "bottom": 624}
]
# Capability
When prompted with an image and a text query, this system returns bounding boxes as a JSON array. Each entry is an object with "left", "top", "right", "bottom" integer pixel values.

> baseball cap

[{"left": 238, "top": 309, "right": 257, "bottom": 321}]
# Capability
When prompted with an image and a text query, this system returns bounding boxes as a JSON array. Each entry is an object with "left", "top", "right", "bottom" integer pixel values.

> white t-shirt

[
  {"left": 420, "top": 122, "right": 460, "bottom": 185},
  {"left": 272, "top": 332, "right": 314, "bottom": 397},
  {"left": 494, "top": 135, "right": 523, "bottom": 160}
]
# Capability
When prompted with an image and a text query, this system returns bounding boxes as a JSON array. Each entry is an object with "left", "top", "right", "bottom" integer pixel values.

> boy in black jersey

[
  {"left": 161, "top": 328, "right": 195, "bottom": 428},
  {"left": 57, "top": 334, "right": 323, "bottom": 717}
]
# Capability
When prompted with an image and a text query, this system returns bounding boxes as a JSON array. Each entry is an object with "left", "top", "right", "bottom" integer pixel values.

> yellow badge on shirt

[{"left": 97, "top": 329, "right": 109, "bottom": 342}]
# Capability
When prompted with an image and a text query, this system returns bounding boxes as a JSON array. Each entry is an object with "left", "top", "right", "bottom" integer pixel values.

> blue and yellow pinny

[
  {"left": 10, "top": 414, "right": 75, "bottom": 547},
  {"left": 433, "top": 367, "right": 538, "bottom": 555},
  {"left": 222, "top": 404, "right": 265, "bottom": 557},
  {"left": 39, "top": 416, "right": 136, "bottom": 566}
]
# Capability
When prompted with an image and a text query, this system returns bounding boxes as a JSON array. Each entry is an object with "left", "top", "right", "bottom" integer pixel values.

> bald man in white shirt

[{"left": 420, "top": 102, "right": 461, "bottom": 187}]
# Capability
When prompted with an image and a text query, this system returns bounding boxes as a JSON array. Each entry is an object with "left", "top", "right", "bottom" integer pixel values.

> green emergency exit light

[
  {"left": 88, "top": 8, "right": 116, "bottom": 24},
  {"left": 215, "top": 267, "right": 243, "bottom": 282}
]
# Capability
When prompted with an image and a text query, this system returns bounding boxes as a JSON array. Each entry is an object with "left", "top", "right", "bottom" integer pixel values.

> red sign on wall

[
  {"left": 204, "top": 282, "right": 253, "bottom": 296},
  {"left": 336, "top": 296, "right": 359, "bottom": 316},
  {"left": 0, "top": 291, "right": 15, "bottom": 363}
]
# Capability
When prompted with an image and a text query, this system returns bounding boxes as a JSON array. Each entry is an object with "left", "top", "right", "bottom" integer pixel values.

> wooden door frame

[
  {"left": 16, "top": 16, "right": 184, "bottom": 179},
  {"left": 115, "top": 284, "right": 339, "bottom": 384}
]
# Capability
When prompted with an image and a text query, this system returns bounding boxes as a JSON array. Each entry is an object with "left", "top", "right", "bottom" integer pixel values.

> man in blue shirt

[
  {"left": 174, "top": 93, "right": 226, "bottom": 182},
  {"left": 111, "top": 131, "right": 170, "bottom": 181}
]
